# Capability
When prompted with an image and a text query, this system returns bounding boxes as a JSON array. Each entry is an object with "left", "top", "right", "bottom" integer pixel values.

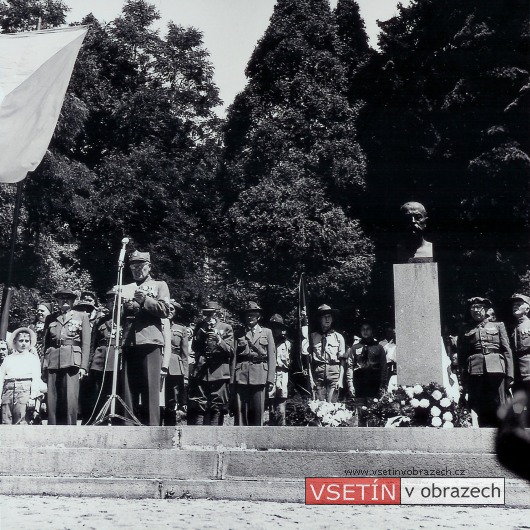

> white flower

[
  {"left": 373, "top": 398, "right": 379, "bottom": 403},
  {"left": 413, "top": 384, "right": 423, "bottom": 395},
  {"left": 442, "top": 411, "right": 453, "bottom": 422},
  {"left": 430, "top": 406, "right": 441, "bottom": 417},
  {"left": 361, "top": 406, "right": 367, "bottom": 411},
  {"left": 404, "top": 387, "right": 415, "bottom": 399},
  {"left": 419, "top": 398, "right": 430, "bottom": 408},
  {"left": 411, "top": 399, "right": 420, "bottom": 408},
  {"left": 431, "top": 416, "right": 442, "bottom": 427},
  {"left": 400, "top": 400, "right": 406, "bottom": 406},
  {"left": 431, "top": 390, "right": 443, "bottom": 401},
  {"left": 442, "top": 421, "right": 454, "bottom": 429},
  {"left": 440, "top": 398, "right": 451, "bottom": 408}
]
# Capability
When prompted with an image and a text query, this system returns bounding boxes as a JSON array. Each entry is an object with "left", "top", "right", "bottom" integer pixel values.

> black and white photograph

[{"left": 0, "top": 0, "right": 529, "bottom": 527}]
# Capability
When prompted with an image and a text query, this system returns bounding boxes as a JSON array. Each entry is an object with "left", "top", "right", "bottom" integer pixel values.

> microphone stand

[{"left": 93, "top": 239, "right": 142, "bottom": 426}]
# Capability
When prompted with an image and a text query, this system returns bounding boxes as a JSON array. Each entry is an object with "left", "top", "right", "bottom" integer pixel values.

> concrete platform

[{"left": 0, "top": 426, "right": 528, "bottom": 505}]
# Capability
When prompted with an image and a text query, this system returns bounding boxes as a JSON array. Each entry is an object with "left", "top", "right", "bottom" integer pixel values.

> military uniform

[
  {"left": 163, "top": 322, "right": 189, "bottom": 424},
  {"left": 43, "top": 308, "right": 90, "bottom": 425},
  {"left": 121, "top": 262, "right": 170, "bottom": 426},
  {"left": 309, "top": 329, "right": 346, "bottom": 403},
  {"left": 510, "top": 294, "right": 530, "bottom": 392},
  {"left": 458, "top": 318, "right": 513, "bottom": 427},
  {"left": 83, "top": 312, "right": 118, "bottom": 422},
  {"left": 188, "top": 319, "right": 233, "bottom": 425},
  {"left": 232, "top": 324, "right": 275, "bottom": 426}
]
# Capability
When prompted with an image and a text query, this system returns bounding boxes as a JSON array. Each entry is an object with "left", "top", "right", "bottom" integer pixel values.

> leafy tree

[
  {"left": 219, "top": 0, "right": 373, "bottom": 319},
  {"left": 0, "top": 0, "right": 68, "bottom": 32},
  {"left": 356, "top": 0, "right": 530, "bottom": 323},
  {"left": 0, "top": 0, "right": 223, "bottom": 326}
]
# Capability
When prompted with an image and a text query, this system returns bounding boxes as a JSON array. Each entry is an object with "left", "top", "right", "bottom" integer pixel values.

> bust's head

[{"left": 399, "top": 201, "right": 428, "bottom": 236}]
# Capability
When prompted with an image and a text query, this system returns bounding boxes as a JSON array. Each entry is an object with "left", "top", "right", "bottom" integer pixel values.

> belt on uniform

[
  {"left": 237, "top": 355, "right": 267, "bottom": 364},
  {"left": 53, "top": 339, "right": 81, "bottom": 347},
  {"left": 314, "top": 361, "right": 341, "bottom": 366},
  {"left": 476, "top": 348, "right": 501, "bottom": 355},
  {"left": 4, "top": 378, "right": 32, "bottom": 382}
]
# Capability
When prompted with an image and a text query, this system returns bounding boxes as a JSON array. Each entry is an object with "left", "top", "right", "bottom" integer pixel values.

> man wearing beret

[
  {"left": 232, "top": 302, "right": 275, "bottom": 426},
  {"left": 121, "top": 251, "right": 170, "bottom": 426},
  {"left": 188, "top": 302, "right": 234, "bottom": 425},
  {"left": 457, "top": 296, "right": 514, "bottom": 427},
  {"left": 510, "top": 294, "right": 530, "bottom": 393},
  {"left": 43, "top": 287, "right": 90, "bottom": 425}
]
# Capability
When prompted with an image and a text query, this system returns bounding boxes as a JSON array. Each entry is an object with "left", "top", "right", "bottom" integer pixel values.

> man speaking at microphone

[{"left": 121, "top": 250, "right": 170, "bottom": 425}]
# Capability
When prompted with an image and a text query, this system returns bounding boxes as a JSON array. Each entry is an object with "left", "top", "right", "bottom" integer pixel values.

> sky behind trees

[{"left": 64, "top": 0, "right": 411, "bottom": 113}]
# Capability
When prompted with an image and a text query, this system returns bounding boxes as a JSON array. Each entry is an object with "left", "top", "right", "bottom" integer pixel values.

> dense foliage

[{"left": 0, "top": 0, "right": 527, "bottom": 332}]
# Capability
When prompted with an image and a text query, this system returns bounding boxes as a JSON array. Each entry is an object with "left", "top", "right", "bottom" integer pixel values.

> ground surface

[{"left": 0, "top": 496, "right": 529, "bottom": 529}]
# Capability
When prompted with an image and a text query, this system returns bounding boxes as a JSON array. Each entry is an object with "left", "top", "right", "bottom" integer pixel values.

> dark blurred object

[{"left": 496, "top": 390, "right": 530, "bottom": 481}]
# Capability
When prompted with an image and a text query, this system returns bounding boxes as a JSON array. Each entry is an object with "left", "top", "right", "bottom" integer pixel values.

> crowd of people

[{"left": 0, "top": 249, "right": 529, "bottom": 429}]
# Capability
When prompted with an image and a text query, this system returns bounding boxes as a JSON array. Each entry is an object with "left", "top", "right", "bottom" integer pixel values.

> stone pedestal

[{"left": 393, "top": 262, "right": 444, "bottom": 386}]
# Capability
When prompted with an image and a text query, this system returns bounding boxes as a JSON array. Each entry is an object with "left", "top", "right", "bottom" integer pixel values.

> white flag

[{"left": 0, "top": 26, "right": 88, "bottom": 183}]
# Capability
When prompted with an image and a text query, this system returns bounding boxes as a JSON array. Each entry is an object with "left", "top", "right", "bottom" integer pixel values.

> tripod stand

[{"left": 93, "top": 238, "right": 142, "bottom": 426}]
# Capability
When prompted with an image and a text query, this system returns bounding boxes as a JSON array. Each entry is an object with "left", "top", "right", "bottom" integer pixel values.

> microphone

[{"left": 118, "top": 237, "right": 129, "bottom": 265}]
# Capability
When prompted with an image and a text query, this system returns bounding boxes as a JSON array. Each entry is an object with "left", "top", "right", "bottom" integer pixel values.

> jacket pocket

[
  {"left": 72, "top": 345, "right": 82, "bottom": 367},
  {"left": 484, "top": 353, "right": 505, "bottom": 374}
]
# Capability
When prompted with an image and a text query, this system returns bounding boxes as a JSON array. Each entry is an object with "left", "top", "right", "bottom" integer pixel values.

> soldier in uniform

[
  {"left": 83, "top": 287, "right": 119, "bottom": 423},
  {"left": 188, "top": 302, "right": 233, "bottom": 426},
  {"left": 306, "top": 304, "right": 346, "bottom": 403},
  {"left": 121, "top": 251, "right": 170, "bottom": 426},
  {"left": 267, "top": 314, "right": 291, "bottom": 426},
  {"left": 162, "top": 300, "right": 189, "bottom": 425},
  {"left": 232, "top": 302, "right": 275, "bottom": 426},
  {"left": 510, "top": 293, "right": 530, "bottom": 392},
  {"left": 43, "top": 287, "right": 90, "bottom": 425},
  {"left": 457, "top": 296, "right": 514, "bottom": 427}
]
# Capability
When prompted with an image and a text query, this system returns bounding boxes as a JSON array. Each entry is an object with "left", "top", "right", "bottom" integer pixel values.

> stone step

[
  {"left": 0, "top": 447, "right": 517, "bottom": 480},
  {"left": 1, "top": 476, "right": 529, "bottom": 507},
  {"left": 0, "top": 426, "right": 175, "bottom": 449},
  {"left": 0, "top": 426, "right": 497, "bottom": 453}
]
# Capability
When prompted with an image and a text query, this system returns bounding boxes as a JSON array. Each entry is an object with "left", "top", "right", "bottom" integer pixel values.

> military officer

[
  {"left": 188, "top": 302, "right": 233, "bottom": 425},
  {"left": 232, "top": 302, "right": 275, "bottom": 426},
  {"left": 121, "top": 250, "right": 170, "bottom": 426},
  {"left": 457, "top": 296, "right": 514, "bottom": 427},
  {"left": 510, "top": 293, "right": 530, "bottom": 392},
  {"left": 83, "top": 287, "right": 119, "bottom": 423},
  {"left": 162, "top": 300, "right": 189, "bottom": 425},
  {"left": 267, "top": 314, "right": 291, "bottom": 426},
  {"left": 43, "top": 287, "right": 90, "bottom": 425},
  {"left": 306, "top": 304, "right": 346, "bottom": 403}
]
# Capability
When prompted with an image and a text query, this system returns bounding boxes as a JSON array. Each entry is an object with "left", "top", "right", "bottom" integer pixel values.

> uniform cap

[
  {"left": 105, "top": 286, "right": 119, "bottom": 298},
  {"left": 74, "top": 300, "right": 95, "bottom": 312},
  {"left": 53, "top": 287, "right": 77, "bottom": 299},
  {"left": 170, "top": 299, "right": 183, "bottom": 311},
  {"left": 242, "top": 301, "right": 262, "bottom": 313},
  {"left": 80, "top": 290, "right": 97, "bottom": 302},
  {"left": 202, "top": 301, "right": 221, "bottom": 312},
  {"left": 511, "top": 293, "right": 530, "bottom": 306},
  {"left": 316, "top": 304, "right": 340, "bottom": 316},
  {"left": 269, "top": 313, "right": 287, "bottom": 329},
  {"left": 467, "top": 296, "right": 493, "bottom": 308},
  {"left": 129, "top": 250, "right": 150, "bottom": 263}
]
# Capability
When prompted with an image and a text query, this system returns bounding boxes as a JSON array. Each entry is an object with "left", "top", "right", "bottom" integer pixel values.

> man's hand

[
  {"left": 160, "top": 367, "right": 168, "bottom": 390},
  {"left": 134, "top": 289, "right": 147, "bottom": 305},
  {"left": 267, "top": 382, "right": 274, "bottom": 393},
  {"left": 79, "top": 368, "right": 87, "bottom": 379}
]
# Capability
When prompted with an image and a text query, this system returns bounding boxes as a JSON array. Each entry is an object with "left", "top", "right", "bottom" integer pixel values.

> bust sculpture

[{"left": 396, "top": 201, "right": 433, "bottom": 263}]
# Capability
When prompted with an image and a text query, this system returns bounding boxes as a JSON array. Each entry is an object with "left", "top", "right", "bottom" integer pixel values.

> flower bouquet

[
  {"left": 307, "top": 400, "right": 354, "bottom": 427},
  {"left": 365, "top": 382, "right": 471, "bottom": 428}
]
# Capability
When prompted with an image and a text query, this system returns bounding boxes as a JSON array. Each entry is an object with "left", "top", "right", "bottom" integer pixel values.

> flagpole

[{"left": 0, "top": 179, "right": 25, "bottom": 339}]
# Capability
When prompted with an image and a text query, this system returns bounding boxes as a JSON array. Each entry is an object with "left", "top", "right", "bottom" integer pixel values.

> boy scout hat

[
  {"left": 243, "top": 301, "right": 262, "bottom": 313},
  {"left": 81, "top": 290, "right": 97, "bottom": 302},
  {"left": 511, "top": 293, "right": 530, "bottom": 306},
  {"left": 269, "top": 314, "right": 288, "bottom": 329},
  {"left": 316, "top": 304, "right": 340, "bottom": 316},
  {"left": 129, "top": 250, "right": 150, "bottom": 263},
  {"left": 467, "top": 296, "right": 493, "bottom": 308},
  {"left": 202, "top": 301, "right": 221, "bottom": 313},
  {"left": 74, "top": 300, "right": 95, "bottom": 312},
  {"left": 53, "top": 287, "right": 77, "bottom": 299},
  {"left": 9, "top": 326, "right": 37, "bottom": 350}
]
